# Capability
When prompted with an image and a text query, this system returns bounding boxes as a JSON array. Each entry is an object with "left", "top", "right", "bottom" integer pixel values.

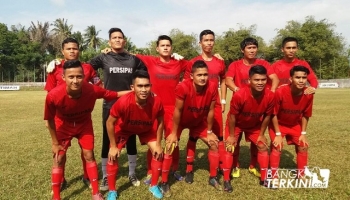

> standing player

[
  {"left": 269, "top": 66, "right": 313, "bottom": 186},
  {"left": 167, "top": 60, "right": 234, "bottom": 193},
  {"left": 44, "top": 60, "right": 129, "bottom": 200},
  {"left": 90, "top": 28, "right": 147, "bottom": 190},
  {"left": 226, "top": 65, "right": 275, "bottom": 187},
  {"left": 105, "top": 69, "right": 164, "bottom": 200},
  {"left": 271, "top": 37, "right": 318, "bottom": 94},
  {"left": 45, "top": 37, "right": 101, "bottom": 190},
  {"left": 183, "top": 30, "right": 227, "bottom": 181},
  {"left": 225, "top": 37, "right": 279, "bottom": 178}
]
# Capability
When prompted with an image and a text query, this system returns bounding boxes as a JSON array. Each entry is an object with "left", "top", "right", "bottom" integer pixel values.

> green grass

[{"left": 0, "top": 89, "right": 349, "bottom": 200}]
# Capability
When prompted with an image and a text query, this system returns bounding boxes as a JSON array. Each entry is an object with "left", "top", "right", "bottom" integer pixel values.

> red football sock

[
  {"left": 151, "top": 158, "right": 162, "bottom": 186},
  {"left": 171, "top": 146, "right": 180, "bottom": 172},
  {"left": 249, "top": 143, "right": 258, "bottom": 169},
  {"left": 52, "top": 167, "right": 63, "bottom": 199},
  {"left": 222, "top": 151, "right": 233, "bottom": 181},
  {"left": 81, "top": 151, "right": 88, "bottom": 179},
  {"left": 257, "top": 150, "right": 269, "bottom": 181},
  {"left": 162, "top": 154, "right": 172, "bottom": 183},
  {"left": 147, "top": 149, "right": 152, "bottom": 175},
  {"left": 232, "top": 145, "right": 240, "bottom": 168},
  {"left": 107, "top": 161, "right": 118, "bottom": 191},
  {"left": 186, "top": 140, "right": 196, "bottom": 172},
  {"left": 208, "top": 151, "right": 219, "bottom": 177},
  {"left": 86, "top": 161, "right": 99, "bottom": 194},
  {"left": 269, "top": 147, "right": 281, "bottom": 179},
  {"left": 218, "top": 141, "right": 225, "bottom": 170},
  {"left": 296, "top": 149, "right": 308, "bottom": 178}
]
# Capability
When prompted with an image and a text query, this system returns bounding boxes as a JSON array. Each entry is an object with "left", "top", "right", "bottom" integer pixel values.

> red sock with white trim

[
  {"left": 52, "top": 167, "right": 63, "bottom": 199},
  {"left": 86, "top": 161, "right": 99, "bottom": 194},
  {"left": 162, "top": 154, "right": 172, "bottom": 183},
  {"left": 257, "top": 151, "right": 269, "bottom": 181},
  {"left": 107, "top": 161, "right": 118, "bottom": 191},
  {"left": 208, "top": 151, "right": 219, "bottom": 177},
  {"left": 151, "top": 158, "right": 162, "bottom": 186}
]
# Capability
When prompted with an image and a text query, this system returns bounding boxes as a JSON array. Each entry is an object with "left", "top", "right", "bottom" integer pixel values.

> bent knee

[
  {"left": 256, "top": 143, "right": 268, "bottom": 151},
  {"left": 297, "top": 146, "right": 308, "bottom": 152},
  {"left": 83, "top": 150, "right": 95, "bottom": 162}
]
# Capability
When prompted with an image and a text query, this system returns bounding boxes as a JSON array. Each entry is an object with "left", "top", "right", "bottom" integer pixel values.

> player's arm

[
  {"left": 299, "top": 116, "right": 309, "bottom": 146},
  {"left": 271, "top": 115, "right": 283, "bottom": 151},
  {"left": 106, "top": 115, "right": 120, "bottom": 161},
  {"left": 47, "top": 119, "right": 64, "bottom": 162},
  {"left": 268, "top": 73, "right": 279, "bottom": 92},
  {"left": 227, "top": 113, "right": 237, "bottom": 147},
  {"left": 167, "top": 98, "right": 184, "bottom": 146},
  {"left": 257, "top": 114, "right": 271, "bottom": 146},
  {"left": 89, "top": 54, "right": 104, "bottom": 71},
  {"left": 207, "top": 101, "right": 219, "bottom": 146},
  {"left": 225, "top": 77, "right": 239, "bottom": 92},
  {"left": 154, "top": 115, "right": 165, "bottom": 159},
  {"left": 220, "top": 78, "right": 227, "bottom": 113}
]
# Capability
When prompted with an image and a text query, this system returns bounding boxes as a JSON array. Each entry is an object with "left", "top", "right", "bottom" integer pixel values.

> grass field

[{"left": 0, "top": 88, "right": 349, "bottom": 200}]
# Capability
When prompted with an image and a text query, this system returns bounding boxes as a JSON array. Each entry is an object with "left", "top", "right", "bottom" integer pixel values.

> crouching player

[
  {"left": 269, "top": 66, "right": 314, "bottom": 185},
  {"left": 106, "top": 69, "right": 164, "bottom": 200},
  {"left": 44, "top": 60, "right": 129, "bottom": 200},
  {"left": 226, "top": 65, "right": 275, "bottom": 187},
  {"left": 166, "top": 60, "right": 233, "bottom": 193}
]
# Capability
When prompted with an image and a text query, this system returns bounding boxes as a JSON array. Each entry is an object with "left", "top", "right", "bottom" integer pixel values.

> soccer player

[
  {"left": 226, "top": 65, "right": 275, "bottom": 187},
  {"left": 44, "top": 60, "right": 129, "bottom": 200},
  {"left": 45, "top": 37, "right": 101, "bottom": 190},
  {"left": 90, "top": 28, "right": 147, "bottom": 190},
  {"left": 225, "top": 37, "right": 279, "bottom": 178},
  {"left": 167, "top": 60, "right": 233, "bottom": 192},
  {"left": 271, "top": 37, "right": 318, "bottom": 94},
  {"left": 182, "top": 30, "right": 228, "bottom": 182},
  {"left": 269, "top": 65, "right": 313, "bottom": 186},
  {"left": 105, "top": 69, "right": 164, "bottom": 200}
]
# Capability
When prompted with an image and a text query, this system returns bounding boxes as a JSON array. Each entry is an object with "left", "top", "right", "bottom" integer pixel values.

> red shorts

[
  {"left": 269, "top": 124, "right": 305, "bottom": 146},
  {"left": 179, "top": 123, "right": 208, "bottom": 140},
  {"left": 115, "top": 130, "right": 157, "bottom": 149},
  {"left": 56, "top": 124, "right": 95, "bottom": 152},
  {"left": 224, "top": 126, "right": 260, "bottom": 145},
  {"left": 163, "top": 106, "right": 175, "bottom": 139}
]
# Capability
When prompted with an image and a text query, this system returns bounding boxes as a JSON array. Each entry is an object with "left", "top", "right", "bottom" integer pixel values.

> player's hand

[
  {"left": 221, "top": 104, "right": 225, "bottom": 113},
  {"left": 47, "top": 59, "right": 61, "bottom": 73},
  {"left": 256, "top": 135, "right": 268, "bottom": 148},
  {"left": 233, "top": 87, "right": 239, "bottom": 93},
  {"left": 304, "top": 87, "right": 316, "bottom": 95},
  {"left": 213, "top": 53, "right": 224, "bottom": 61},
  {"left": 225, "top": 135, "right": 236, "bottom": 153},
  {"left": 166, "top": 132, "right": 178, "bottom": 148},
  {"left": 171, "top": 53, "right": 184, "bottom": 60},
  {"left": 298, "top": 135, "right": 309, "bottom": 147},
  {"left": 207, "top": 133, "right": 219, "bottom": 148},
  {"left": 272, "top": 135, "right": 283, "bottom": 151},
  {"left": 101, "top": 47, "right": 112, "bottom": 54},
  {"left": 153, "top": 145, "right": 163, "bottom": 160},
  {"left": 52, "top": 144, "right": 65, "bottom": 163},
  {"left": 108, "top": 146, "right": 121, "bottom": 162}
]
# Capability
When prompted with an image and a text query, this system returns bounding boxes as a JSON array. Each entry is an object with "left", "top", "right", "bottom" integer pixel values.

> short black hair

[
  {"left": 62, "top": 38, "right": 79, "bottom": 49},
  {"left": 240, "top": 37, "right": 258, "bottom": 50},
  {"left": 282, "top": 37, "right": 298, "bottom": 48},
  {"left": 63, "top": 59, "right": 83, "bottom": 71},
  {"left": 249, "top": 65, "right": 267, "bottom": 77},
  {"left": 199, "top": 29, "right": 215, "bottom": 41},
  {"left": 290, "top": 65, "right": 310, "bottom": 77},
  {"left": 191, "top": 60, "right": 208, "bottom": 73},
  {"left": 132, "top": 69, "right": 150, "bottom": 82},
  {"left": 108, "top": 28, "right": 125, "bottom": 39},
  {"left": 156, "top": 35, "right": 172, "bottom": 46}
]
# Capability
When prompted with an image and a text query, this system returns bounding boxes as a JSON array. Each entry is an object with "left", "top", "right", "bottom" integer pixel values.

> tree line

[{"left": 0, "top": 16, "right": 349, "bottom": 82}]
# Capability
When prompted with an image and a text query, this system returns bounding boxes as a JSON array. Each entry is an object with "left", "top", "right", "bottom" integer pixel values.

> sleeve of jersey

[
  {"left": 95, "top": 85, "right": 118, "bottom": 101},
  {"left": 266, "top": 93, "right": 275, "bottom": 115},
  {"left": 263, "top": 61, "right": 275, "bottom": 76},
  {"left": 175, "top": 84, "right": 186, "bottom": 100},
  {"left": 89, "top": 54, "right": 103, "bottom": 70},
  {"left": 229, "top": 93, "right": 241, "bottom": 115},
  {"left": 225, "top": 62, "right": 235, "bottom": 78},
  {"left": 44, "top": 71, "right": 57, "bottom": 92},
  {"left": 44, "top": 93, "right": 56, "bottom": 120},
  {"left": 219, "top": 60, "right": 226, "bottom": 79},
  {"left": 211, "top": 85, "right": 218, "bottom": 101},
  {"left": 136, "top": 54, "right": 154, "bottom": 69},
  {"left": 135, "top": 56, "right": 147, "bottom": 71},
  {"left": 157, "top": 98, "right": 165, "bottom": 118},
  {"left": 183, "top": 61, "right": 193, "bottom": 80},
  {"left": 304, "top": 62, "right": 319, "bottom": 88},
  {"left": 273, "top": 91, "right": 282, "bottom": 115},
  {"left": 180, "top": 60, "right": 190, "bottom": 72},
  {"left": 303, "top": 95, "right": 314, "bottom": 117},
  {"left": 110, "top": 100, "right": 122, "bottom": 118}
]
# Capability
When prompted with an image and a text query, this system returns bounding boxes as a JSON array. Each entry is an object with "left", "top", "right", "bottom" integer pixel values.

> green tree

[
  {"left": 51, "top": 18, "right": 73, "bottom": 57},
  {"left": 83, "top": 25, "right": 101, "bottom": 51},
  {"left": 0, "top": 23, "right": 17, "bottom": 81},
  {"left": 28, "top": 21, "right": 52, "bottom": 54},
  {"left": 72, "top": 31, "right": 86, "bottom": 52}
]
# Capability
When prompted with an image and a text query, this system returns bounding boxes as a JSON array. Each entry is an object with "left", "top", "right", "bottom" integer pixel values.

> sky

[{"left": 1, "top": 0, "right": 349, "bottom": 48}]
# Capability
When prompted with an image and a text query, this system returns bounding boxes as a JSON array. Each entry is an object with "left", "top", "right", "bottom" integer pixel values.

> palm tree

[
  {"left": 83, "top": 25, "right": 101, "bottom": 51},
  {"left": 51, "top": 18, "right": 73, "bottom": 56},
  {"left": 71, "top": 31, "right": 86, "bottom": 52},
  {"left": 28, "top": 21, "right": 52, "bottom": 53}
]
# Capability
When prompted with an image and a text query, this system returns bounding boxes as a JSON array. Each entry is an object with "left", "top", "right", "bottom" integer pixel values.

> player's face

[
  {"left": 282, "top": 41, "right": 298, "bottom": 59},
  {"left": 200, "top": 34, "right": 215, "bottom": 53},
  {"left": 131, "top": 77, "right": 151, "bottom": 101},
  {"left": 191, "top": 67, "right": 209, "bottom": 87},
  {"left": 249, "top": 73, "right": 267, "bottom": 92},
  {"left": 61, "top": 42, "right": 79, "bottom": 60},
  {"left": 290, "top": 71, "right": 308, "bottom": 89},
  {"left": 156, "top": 40, "right": 172, "bottom": 57},
  {"left": 241, "top": 44, "right": 258, "bottom": 59},
  {"left": 62, "top": 67, "right": 84, "bottom": 91},
  {"left": 109, "top": 31, "right": 126, "bottom": 51}
]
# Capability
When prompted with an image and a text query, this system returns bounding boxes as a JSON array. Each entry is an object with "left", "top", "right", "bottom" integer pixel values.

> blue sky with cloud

[{"left": 1, "top": 0, "right": 349, "bottom": 47}]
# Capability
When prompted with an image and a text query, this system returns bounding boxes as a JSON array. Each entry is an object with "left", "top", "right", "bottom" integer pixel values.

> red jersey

[
  {"left": 175, "top": 79, "right": 218, "bottom": 128},
  {"left": 136, "top": 55, "right": 188, "bottom": 106},
  {"left": 44, "top": 82, "right": 118, "bottom": 134},
  {"left": 183, "top": 56, "right": 226, "bottom": 88},
  {"left": 271, "top": 58, "right": 318, "bottom": 88},
  {"left": 229, "top": 87, "right": 275, "bottom": 130},
  {"left": 226, "top": 59, "right": 274, "bottom": 88},
  {"left": 110, "top": 92, "right": 164, "bottom": 134},
  {"left": 274, "top": 85, "right": 313, "bottom": 126},
  {"left": 45, "top": 60, "right": 100, "bottom": 92}
]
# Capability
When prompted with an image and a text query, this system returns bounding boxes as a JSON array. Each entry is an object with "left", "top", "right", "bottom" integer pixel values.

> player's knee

[
  {"left": 209, "top": 143, "right": 218, "bottom": 152},
  {"left": 256, "top": 143, "right": 268, "bottom": 151},
  {"left": 297, "top": 145, "right": 308, "bottom": 152},
  {"left": 83, "top": 150, "right": 95, "bottom": 162}
]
